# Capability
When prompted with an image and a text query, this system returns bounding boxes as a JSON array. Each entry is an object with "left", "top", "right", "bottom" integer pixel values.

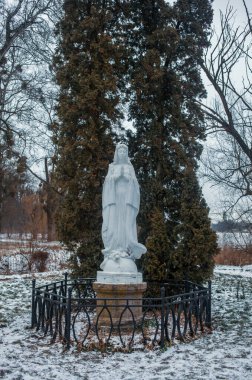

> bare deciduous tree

[
  {"left": 199, "top": 1, "right": 252, "bottom": 230},
  {"left": 0, "top": 0, "right": 60, "bottom": 149},
  {"left": 0, "top": 0, "right": 62, "bottom": 231}
]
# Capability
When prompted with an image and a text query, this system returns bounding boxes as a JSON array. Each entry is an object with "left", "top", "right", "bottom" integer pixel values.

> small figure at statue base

[{"left": 100, "top": 249, "right": 138, "bottom": 273}]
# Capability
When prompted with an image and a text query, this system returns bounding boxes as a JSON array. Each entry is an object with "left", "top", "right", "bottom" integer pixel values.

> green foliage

[
  {"left": 143, "top": 208, "right": 173, "bottom": 282},
  {"left": 53, "top": 0, "right": 126, "bottom": 276},
  {"left": 174, "top": 166, "right": 218, "bottom": 282},
  {"left": 127, "top": 0, "right": 217, "bottom": 283}
]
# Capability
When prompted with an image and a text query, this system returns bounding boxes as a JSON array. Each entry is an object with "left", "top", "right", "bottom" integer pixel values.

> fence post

[
  {"left": 206, "top": 280, "right": 212, "bottom": 328},
  {"left": 31, "top": 278, "right": 36, "bottom": 328},
  {"left": 66, "top": 287, "right": 72, "bottom": 349},
  {"left": 160, "top": 286, "right": 165, "bottom": 349}
]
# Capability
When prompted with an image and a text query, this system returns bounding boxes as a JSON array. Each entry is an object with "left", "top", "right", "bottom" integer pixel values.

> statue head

[{"left": 113, "top": 143, "right": 130, "bottom": 164}]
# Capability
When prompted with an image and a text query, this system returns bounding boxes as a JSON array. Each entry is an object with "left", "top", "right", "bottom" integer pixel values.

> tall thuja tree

[
  {"left": 127, "top": 0, "right": 217, "bottom": 282},
  {"left": 53, "top": 0, "right": 126, "bottom": 276},
  {"left": 175, "top": 166, "right": 218, "bottom": 283},
  {"left": 127, "top": 0, "right": 183, "bottom": 281},
  {"left": 171, "top": 0, "right": 218, "bottom": 281}
]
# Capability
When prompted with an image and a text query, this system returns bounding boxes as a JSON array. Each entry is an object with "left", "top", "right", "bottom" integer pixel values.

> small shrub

[
  {"left": 31, "top": 250, "right": 49, "bottom": 272},
  {"left": 18, "top": 249, "right": 49, "bottom": 272}
]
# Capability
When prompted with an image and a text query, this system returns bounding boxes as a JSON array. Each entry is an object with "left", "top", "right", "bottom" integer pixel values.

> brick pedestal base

[{"left": 93, "top": 282, "right": 147, "bottom": 326}]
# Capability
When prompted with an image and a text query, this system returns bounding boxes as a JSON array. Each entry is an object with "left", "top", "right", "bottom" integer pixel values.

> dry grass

[{"left": 214, "top": 245, "right": 252, "bottom": 266}]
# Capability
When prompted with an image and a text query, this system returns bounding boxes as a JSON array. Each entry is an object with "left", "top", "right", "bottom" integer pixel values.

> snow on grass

[
  {"left": 0, "top": 267, "right": 252, "bottom": 380},
  {"left": 215, "top": 265, "right": 252, "bottom": 277},
  {"left": 0, "top": 238, "right": 70, "bottom": 274}
]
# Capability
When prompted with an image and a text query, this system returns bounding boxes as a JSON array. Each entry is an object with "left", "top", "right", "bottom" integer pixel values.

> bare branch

[{"left": 242, "top": 0, "right": 252, "bottom": 36}]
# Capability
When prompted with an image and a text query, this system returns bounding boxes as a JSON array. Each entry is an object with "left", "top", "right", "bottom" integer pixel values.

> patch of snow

[
  {"left": 0, "top": 247, "right": 70, "bottom": 274},
  {"left": 0, "top": 233, "right": 57, "bottom": 243},
  {"left": 0, "top": 267, "right": 251, "bottom": 379},
  {"left": 215, "top": 265, "right": 252, "bottom": 278}
]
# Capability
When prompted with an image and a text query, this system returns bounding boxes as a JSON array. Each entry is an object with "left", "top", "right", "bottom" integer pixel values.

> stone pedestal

[
  {"left": 93, "top": 281, "right": 147, "bottom": 327},
  {"left": 96, "top": 270, "right": 143, "bottom": 284}
]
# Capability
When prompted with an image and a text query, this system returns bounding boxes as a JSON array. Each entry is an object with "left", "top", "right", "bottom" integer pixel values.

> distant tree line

[
  {"left": 212, "top": 220, "right": 252, "bottom": 233},
  {"left": 0, "top": 175, "right": 57, "bottom": 240}
]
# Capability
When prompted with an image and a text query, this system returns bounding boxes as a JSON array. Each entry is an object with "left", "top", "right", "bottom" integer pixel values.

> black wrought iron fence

[{"left": 31, "top": 273, "right": 212, "bottom": 351}]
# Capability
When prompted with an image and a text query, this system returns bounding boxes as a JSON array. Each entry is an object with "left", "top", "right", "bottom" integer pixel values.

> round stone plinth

[{"left": 93, "top": 282, "right": 147, "bottom": 327}]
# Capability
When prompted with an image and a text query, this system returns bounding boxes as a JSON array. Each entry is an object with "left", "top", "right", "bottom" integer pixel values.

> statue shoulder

[{"left": 129, "top": 163, "right": 136, "bottom": 176}]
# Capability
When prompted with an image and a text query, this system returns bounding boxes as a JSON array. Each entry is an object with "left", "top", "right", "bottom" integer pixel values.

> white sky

[{"left": 212, "top": 0, "right": 252, "bottom": 25}]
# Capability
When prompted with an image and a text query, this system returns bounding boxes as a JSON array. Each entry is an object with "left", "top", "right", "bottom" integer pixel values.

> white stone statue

[{"left": 100, "top": 143, "right": 146, "bottom": 274}]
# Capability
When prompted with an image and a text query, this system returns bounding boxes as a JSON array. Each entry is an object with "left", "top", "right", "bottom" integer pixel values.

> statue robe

[{"left": 102, "top": 162, "right": 145, "bottom": 259}]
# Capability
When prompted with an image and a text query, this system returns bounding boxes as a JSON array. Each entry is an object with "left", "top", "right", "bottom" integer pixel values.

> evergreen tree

[
  {"left": 143, "top": 207, "right": 173, "bottom": 281},
  {"left": 174, "top": 165, "right": 218, "bottom": 283},
  {"left": 127, "top": 0, "right": 217, "bottom": 282},
  {"left": 53, "top": 0, "right": 126, "bottom": 276}
]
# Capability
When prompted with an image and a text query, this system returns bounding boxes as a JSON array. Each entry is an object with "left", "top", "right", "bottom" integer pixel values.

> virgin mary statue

[{"left": 101, "top": 144, "right": 146, "bottom": 271}]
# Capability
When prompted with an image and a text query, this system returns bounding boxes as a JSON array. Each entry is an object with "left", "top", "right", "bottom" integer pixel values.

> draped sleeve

[
  {"left": 126, "top": 165, "right": 140, "bottom": 211},
  {"left": 102, "top": 164, "right": 116, "bottom": 210}
]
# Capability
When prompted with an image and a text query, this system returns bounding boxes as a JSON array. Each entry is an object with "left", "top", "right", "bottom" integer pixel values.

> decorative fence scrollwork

[{"left": 31, "top": 274, "right": 212, "bottom": 351}]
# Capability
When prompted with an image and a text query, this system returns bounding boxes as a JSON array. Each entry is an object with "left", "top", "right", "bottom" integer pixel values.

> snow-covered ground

[
  {"left": 0, "top": 234, "right": 70, "bottom": 274},
  {"left": 0, "top": 266, "right": 251, "bottom": 380}
]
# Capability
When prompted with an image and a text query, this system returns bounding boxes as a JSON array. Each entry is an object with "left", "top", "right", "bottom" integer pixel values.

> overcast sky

[{"left": 212, "top": 0, "right": 252, "bottom": 25}]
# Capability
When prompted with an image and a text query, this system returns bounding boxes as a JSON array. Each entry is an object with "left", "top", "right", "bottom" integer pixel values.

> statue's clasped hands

[{"left": 120, "top": 166, "right": 130, "bottom": 181}]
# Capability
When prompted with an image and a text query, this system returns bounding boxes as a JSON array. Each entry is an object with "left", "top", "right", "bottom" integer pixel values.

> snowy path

[{"left": 0, "top": 267, "right": 251, "bottom": 380}]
